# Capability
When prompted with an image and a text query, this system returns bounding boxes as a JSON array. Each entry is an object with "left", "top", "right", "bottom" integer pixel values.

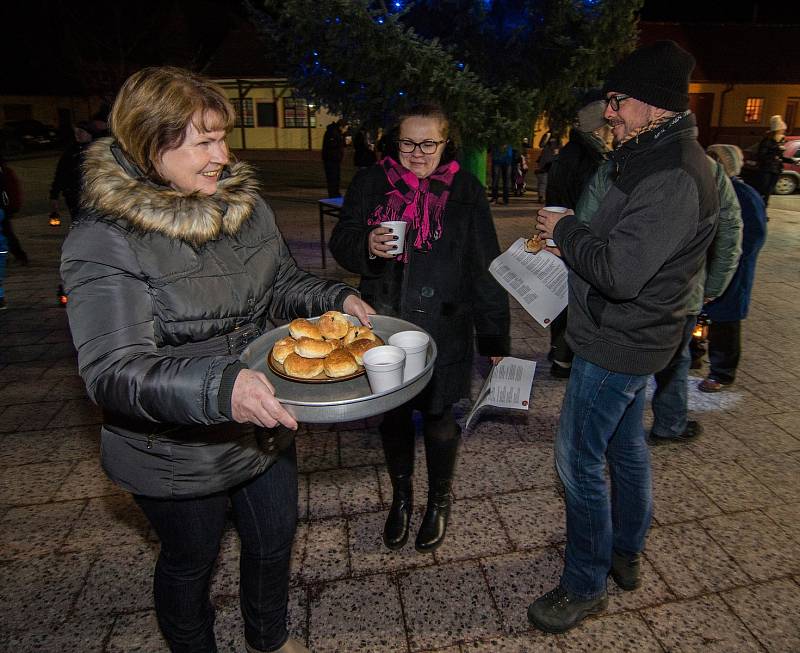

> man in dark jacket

[
  {"left": 544, "top": 91, "right": 611, "bottom": 379},
  {"left": 528, "top": 41, "right": 719, "bottom": 633},
  {"left": 322, "top": 119, "right": 347, "bottom": 197}
]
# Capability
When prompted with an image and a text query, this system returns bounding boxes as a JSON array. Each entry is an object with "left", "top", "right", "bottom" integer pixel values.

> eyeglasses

[
  {"left": 397, "top": 138, "right": 446, "bottom": 154},
  {"left": 605, "top": 94, "right": 631, "bottom": 111}
]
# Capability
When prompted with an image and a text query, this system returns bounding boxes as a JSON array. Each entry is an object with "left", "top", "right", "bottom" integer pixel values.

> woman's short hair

[
  {"left": 110, "top": 66, "right": 235, "bottom": 180},
  {"left": 387, "top": 103, "right": 458, "bottom": 164}
]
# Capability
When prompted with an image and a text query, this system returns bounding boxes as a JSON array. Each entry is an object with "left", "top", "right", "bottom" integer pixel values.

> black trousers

[
  {"left": 707, "top": 320, "right": 741, "bottom": 385},
  {"left": 323, "top": 159, "right": 342, "bottom": 198},
  {"left": 549, "top": 309, "right": 573, "bottom": 365},
  {"left": 134, "top": 447, "right": 298, "bottom": 653}
]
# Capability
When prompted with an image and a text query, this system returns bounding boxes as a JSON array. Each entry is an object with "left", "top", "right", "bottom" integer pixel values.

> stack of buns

[{"left": 270, "top": 311, "right": 382, "bottom": 379}]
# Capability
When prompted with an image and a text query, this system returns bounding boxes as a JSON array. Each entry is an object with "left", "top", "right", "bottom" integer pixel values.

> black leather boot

[
  {"left": 415, "top": 415, "right": 461, "bottom": 552},
  {"left": 380, "top": 407, "right": 416, "bottom": 550}
]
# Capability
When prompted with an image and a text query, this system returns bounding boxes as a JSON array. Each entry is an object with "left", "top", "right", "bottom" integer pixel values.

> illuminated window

[
  {"left": 234, "top": 98, "right": 254, "bottom": 128},
  {"left": 283, "top": 98, "right": 316, "bottom": 128},
  {"left": 744, "top": 98, "right": 764, "bottom": 124}
]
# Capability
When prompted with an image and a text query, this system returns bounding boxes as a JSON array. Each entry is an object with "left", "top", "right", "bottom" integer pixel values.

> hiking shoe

[
  {"left": 649, "top": 420, "right": 703, "bottom": 445},
  {"left": 610, "top": 550, "right": 641, "bottom": 591},
  {"left": 527, "top": 585, "right": 608, "bottom": 633}
]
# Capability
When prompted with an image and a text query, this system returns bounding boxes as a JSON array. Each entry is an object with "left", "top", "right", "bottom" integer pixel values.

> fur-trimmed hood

[{"left": 81, "top": 137, "right": 262, "bottom": 246}]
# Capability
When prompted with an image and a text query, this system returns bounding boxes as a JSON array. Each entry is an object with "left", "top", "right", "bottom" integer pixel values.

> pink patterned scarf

[{"left": 368, "top": 156, "right": 460, "bottom": 262}]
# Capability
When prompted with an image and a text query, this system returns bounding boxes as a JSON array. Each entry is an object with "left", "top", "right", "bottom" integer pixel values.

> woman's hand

[
  {"left": 231, "top": 369, "right": 298, "bottom": 430},
  {"left": 490, "top": 356, "right": 504, "bottom": 366},
  {"left": 368, "top": 226, "right": 400, "bottom": 258},
  {"left": 343, "top": 294, "right": 375, "bottom": 327}
]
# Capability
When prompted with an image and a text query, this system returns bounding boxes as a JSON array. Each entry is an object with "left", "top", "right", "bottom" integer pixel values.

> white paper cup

[
  {"left": 381, "top": 221, "right": 407, "bottom": 255},
  {"left": 362, "top": 345, "right": 406, "bottom": 393},
  {"left": 542, "top": 206, "right": 567, "bottom": 247},
  {"left": 388, "top": 330, "right": 430, "bottom": 382}
]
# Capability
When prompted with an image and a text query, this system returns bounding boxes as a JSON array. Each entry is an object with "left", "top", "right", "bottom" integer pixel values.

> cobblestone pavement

[{"left": 1, "top": 163, "right": 799, "bottom": 652}]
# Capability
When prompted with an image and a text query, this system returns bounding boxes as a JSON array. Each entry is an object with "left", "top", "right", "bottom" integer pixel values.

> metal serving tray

[{"left": 240, "top": 315, "right": 437, "bottom": 423}]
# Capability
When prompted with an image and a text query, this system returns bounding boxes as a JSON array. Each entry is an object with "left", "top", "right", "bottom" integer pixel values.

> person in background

[
  {"left": 544, "top": 90, "right": 612, "bottom": 379},
  {"left": 61, "top": 66, "right": 373, "bottom": 653},
  {"left": 0, "top": 207, "right": 7, "bottom": 310},
  {"left": 49, "top": 121, "right": 98, "bottom": 220},
  {"left": 534, "top": 135, "right": 559, "bottom": 203},
  {"left": 512, "top": 146, "right": 529, "bottom": 196},
  {"left": 353, "top": 129, "right": 377, "bottom": 169},
  {"left": 322, "top": 119, "right": 347, "bottom": 197},
  {"left": 330, "top": 103, "right": 509, "bottom": 553},
  {"left": 0, "top": 156, "right": 27, "bottom": 266},
  {"left": 529, "top": 40, "right": 718, "bottom": 633},
  {"left": 699, "top": 145, "right": 768, "bottom": 393},
  {"left": 753, "top": 115, "right": 790, "bottom": 207},
  {"left": 648, "top": 154, "right": 742, "bottom": 444},
  {"left": 490, "top": 143, "right": 513, "bottom": 204}
]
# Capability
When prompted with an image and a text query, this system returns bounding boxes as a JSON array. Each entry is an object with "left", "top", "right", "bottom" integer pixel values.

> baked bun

[
  {"left": 347, "top": 338, "right": 381, "bottom": 365},
  {"left": 323, "top": 348, "right": 359, "bottom": 378},
  {"left": 318, "top": 311, "right": 351, "bottom": 340},
  {"left": 524, "top": 234, "right": 544, "bottom": 254},
  {"left": 272, "top": 336, "right": 297, "bottom": 364},
  {"left": 288, "top": 318, "right": 322, "bottom": 340},
  {"left": 283, "top": 353, "right": 324, "bottom": 379},
  {"left": 343, "top": 324, "right": 378, "bottom": 345},
  {"left": 294, "top": 337, "right": 336, "bottom": 358}
]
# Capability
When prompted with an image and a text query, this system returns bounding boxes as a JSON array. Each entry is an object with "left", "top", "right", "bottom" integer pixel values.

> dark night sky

[{"left": 0, "top": 0, "right": 789, "bottom": 95}]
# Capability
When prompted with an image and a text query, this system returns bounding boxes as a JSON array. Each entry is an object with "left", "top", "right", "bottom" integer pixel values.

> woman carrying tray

[
  {"left": 330, "top": 103, "right": 510, "bottom": 552},
  {"left": 60, "top": 67, "right": 372, "bottom": 653}
]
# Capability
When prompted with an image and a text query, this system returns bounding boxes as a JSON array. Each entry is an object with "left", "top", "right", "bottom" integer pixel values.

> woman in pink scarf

[{"left": 330, "top": 104, "right": 509, "bottom": 553}]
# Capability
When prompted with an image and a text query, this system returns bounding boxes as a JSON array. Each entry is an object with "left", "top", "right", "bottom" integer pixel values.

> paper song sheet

[
  {"left": 464, "top": 357, "right": 536, "bottom": 431},
  {"left": 490, "top": 238, "right": 568, "bottom": 328}
]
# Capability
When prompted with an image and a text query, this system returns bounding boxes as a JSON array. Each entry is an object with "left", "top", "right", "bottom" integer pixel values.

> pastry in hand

[
  {"left": 272, "top": 336, "right": 297, "bottom": 364},
  {"left": 343, "top": 324, "right": 378, "bottom": 345},
  {"left": 524, "top": 234, "right": 545, "bottom": 254},
  {"left": 294, "top": 337, "right": 336, "bottom": 358},
  {"left": 288, "top": 318, "right": 322, "bottom": 340},
  {"left": 283, "top": 352, "right": 324, "bottom": 379},
  {"left": 318, "top": 310, "right": 351, "bottom": 340},
  {"left": 323, "top": 348, "right": 359, "bottom": 378}
]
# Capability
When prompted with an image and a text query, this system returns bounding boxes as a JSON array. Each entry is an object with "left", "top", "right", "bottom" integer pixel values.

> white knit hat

[
  {"left": 707, "top": 144, "right": 744, "bottom": 177},
  {"left": 769, "top": 115, "right": 787, "bottom": 132}
]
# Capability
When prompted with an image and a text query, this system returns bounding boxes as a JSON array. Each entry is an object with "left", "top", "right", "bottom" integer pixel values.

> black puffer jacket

[
  {"left": 329, "top": 164, "right": 510, "bottom": 414},
  {"left": 61, "top": 138, "right": 355, "bottom": 498}
]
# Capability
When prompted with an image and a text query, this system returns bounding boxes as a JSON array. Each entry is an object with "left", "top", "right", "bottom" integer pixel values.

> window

[
  {"left": 283, "top": 98, "right": 316, "bottom": 128},
  {"left": 233, "top": 98, "right": 254, "bottom": 128},
  {"left": 744, "top": 98, "right": 764, "bottom": 124},
  {"left": 257, "top": 102, "right": 278, "bottom": 127}
]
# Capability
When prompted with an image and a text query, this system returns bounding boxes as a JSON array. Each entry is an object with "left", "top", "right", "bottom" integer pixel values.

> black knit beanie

[{"left": 603, "top": 40, "right": 695, "bottom": 112}]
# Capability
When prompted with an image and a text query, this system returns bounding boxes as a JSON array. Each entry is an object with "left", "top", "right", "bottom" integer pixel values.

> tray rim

[{"left": 240, "top": 315, "right": 437, "bottom": 408}]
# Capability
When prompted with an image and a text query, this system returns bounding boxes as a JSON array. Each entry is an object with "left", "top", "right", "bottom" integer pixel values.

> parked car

[
  {"left": 741, "top": 135, "right": 800, "bottom": 195},
  {"left": 0, "top": 119, "right": 61, "bottom": 156}
]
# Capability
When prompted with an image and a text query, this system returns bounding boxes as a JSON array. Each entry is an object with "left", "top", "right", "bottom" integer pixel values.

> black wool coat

[{"left": 329, "top": 165, "right": 510, "bottom": 414}]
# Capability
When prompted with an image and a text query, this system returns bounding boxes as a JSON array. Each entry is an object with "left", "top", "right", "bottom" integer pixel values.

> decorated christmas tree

[{"left": 247, "top": 0, "right": 642, "bottom": 180}]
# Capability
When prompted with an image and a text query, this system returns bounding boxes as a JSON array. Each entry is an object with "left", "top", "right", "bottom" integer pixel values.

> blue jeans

[
  {"left": 555, "top": 356, "right": 652, "bottom": 599},
  {"left": 651, "top": 314, "right": 697, "bottom": 438},
  {"left": 134, "top": 444, "right": 298, "bottom": 653}
]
